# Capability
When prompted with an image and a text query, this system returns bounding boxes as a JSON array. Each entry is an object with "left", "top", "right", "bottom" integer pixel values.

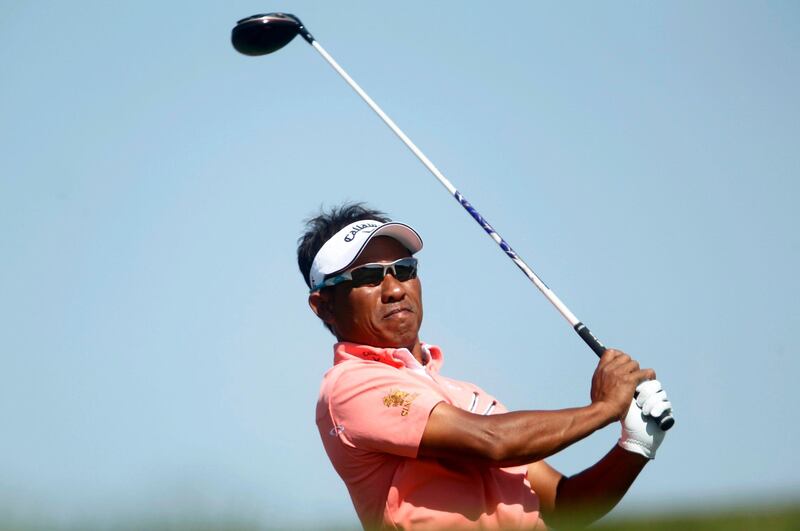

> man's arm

[
  {"left": 419, "top": 402, "right": 617, "bottom": 466},
  {"left": 528, "top": 385, "right": 671, "bottom": 528},
  {"left": 526, "top": 447, "right": 647, "bottom": 528},
  {"left": 419, "top": 349, "right": 653, "bottom": 465}
]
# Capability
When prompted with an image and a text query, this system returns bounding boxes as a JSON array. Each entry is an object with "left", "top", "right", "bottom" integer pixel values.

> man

[{"left": 298, "top": 204, "right": 671, "bottom": 530}]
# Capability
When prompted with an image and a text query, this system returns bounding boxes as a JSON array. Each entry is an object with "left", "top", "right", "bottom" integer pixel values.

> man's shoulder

[{"left": 318, "top": 358, "right": 403, "bottom": 400}]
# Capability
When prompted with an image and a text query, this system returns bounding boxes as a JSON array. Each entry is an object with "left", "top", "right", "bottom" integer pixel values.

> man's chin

[
  {"left": 374, "top": 331, "right": 420, "bottom": 351},
  {"left": 341, "top": 320, "right": 421, "bottom": 350}
]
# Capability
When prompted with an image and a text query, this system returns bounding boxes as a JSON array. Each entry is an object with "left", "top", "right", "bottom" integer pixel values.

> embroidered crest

[{"left": 382, "top": 389, "right": 419, "bottom": 416}]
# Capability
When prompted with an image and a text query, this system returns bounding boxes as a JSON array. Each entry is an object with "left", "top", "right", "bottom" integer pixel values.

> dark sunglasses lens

[
  {"left": 394, "top": 264, "right": 417, "bottom": 281},
  {"left": 350, "top": 266, "right": 385, "bottom": 286}
]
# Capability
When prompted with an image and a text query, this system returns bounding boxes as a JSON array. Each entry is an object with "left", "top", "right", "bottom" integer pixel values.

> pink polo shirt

[{"left": 316, "top": 342, "right": 547, "bottom": 530}]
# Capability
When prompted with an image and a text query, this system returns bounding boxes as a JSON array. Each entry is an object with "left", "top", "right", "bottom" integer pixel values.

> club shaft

[
  {"left": 311, "top": 42, "right": 580, "bottom": 325},
  {"left": 307, "top": 39, "right": 673, "bottom": 430}
]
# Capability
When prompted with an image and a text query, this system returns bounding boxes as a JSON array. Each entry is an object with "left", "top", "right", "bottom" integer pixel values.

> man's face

[{"left": 311, "top": 236, "right": 423, "bottom": 351}]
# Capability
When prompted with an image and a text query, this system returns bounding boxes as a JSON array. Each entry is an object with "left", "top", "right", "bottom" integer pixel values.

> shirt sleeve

[{"left": 326, "top": 363, "right": 444, "bottom": 458}]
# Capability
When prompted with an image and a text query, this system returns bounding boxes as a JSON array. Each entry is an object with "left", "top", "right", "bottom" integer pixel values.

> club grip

[
  {"left": 573, "top": 322, "right": 674, "bottom": 431},
  {"left": 574, "top": 322, "right": 606, "bottom": 357}
]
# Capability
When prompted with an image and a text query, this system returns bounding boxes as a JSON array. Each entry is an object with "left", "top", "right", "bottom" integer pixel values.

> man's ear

[{"left": 308, "top": 289, "right": 336, "bottom": 327}]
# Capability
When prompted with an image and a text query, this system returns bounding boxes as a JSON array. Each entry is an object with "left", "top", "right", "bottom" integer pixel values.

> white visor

[{"left": 309, "top": 220, "right": 423, "bottom": 290}]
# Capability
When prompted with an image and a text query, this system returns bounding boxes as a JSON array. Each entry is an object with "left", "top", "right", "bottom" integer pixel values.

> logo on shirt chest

[{"left": 382, "top": 389, "right": 419, "bottom": 417}]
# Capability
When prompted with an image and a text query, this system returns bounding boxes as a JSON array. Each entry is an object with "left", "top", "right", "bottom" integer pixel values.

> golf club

[{"left": 231, "top": 13, "right": 674, "bottom": 431}]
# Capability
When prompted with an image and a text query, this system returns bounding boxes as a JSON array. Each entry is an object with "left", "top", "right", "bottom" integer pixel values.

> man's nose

[{"left": 380, "top": 271, "right": 406, "bottom": 302}]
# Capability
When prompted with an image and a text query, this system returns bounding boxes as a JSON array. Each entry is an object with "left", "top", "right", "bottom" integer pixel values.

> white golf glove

[{"left": 618, "top": 380, "right": 672, "bottom": 459}]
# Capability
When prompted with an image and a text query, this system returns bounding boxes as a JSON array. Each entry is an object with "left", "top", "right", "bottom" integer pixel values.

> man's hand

[
  {"left": 591, "top": 349, "right": 656, "bottom": 423},
  {"left": 618, "top": 380, "right": 671, "bottom": 459}
]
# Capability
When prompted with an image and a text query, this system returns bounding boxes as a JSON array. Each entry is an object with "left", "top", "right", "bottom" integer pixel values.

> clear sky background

[{"left": 1, "top": 1, "right": 798, "bottom": 528}]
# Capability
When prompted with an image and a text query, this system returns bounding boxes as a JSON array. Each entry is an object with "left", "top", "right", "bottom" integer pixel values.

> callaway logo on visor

[{"left": 343, "top": 223, "right": 378, "bottom": 242}]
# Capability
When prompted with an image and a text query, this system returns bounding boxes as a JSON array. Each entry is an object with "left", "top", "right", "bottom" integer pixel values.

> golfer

[{"left": 299, "top": 204, "right": 671, "bottom": 530}]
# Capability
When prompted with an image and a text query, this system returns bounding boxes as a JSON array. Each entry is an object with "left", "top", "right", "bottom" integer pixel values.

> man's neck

[{"left": 409, "top": 340, "right": 425, "bottom": 365}]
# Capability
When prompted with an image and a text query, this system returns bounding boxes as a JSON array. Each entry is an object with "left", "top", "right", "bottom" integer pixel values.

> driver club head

[{"left": 231, "top": 13, "right": 305, "bottom": 56}]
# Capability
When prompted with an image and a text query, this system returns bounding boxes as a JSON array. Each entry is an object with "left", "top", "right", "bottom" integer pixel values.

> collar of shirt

[{"left": 333, "top": 342, "right": 444, "bottom": 374}]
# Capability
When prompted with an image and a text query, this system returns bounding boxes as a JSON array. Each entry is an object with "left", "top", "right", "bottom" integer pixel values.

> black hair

[{"left": 297, "top": 202, "right": 392, "bottom": 289}]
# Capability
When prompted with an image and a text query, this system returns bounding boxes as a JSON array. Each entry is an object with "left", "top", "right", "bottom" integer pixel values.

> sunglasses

[{"left": 315, "top": 257, "right": 419, "bottom": 291}]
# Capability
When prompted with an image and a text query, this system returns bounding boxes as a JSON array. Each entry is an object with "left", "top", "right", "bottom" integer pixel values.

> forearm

[
  {"left": 550, "top": 445, "right": 647, "bottom": 527},
  {"left": 420, "top": 402, "right": 616, "bottom": 466},
  {"left": 489, "top": 404, "right": 616, "bottom": 465}
]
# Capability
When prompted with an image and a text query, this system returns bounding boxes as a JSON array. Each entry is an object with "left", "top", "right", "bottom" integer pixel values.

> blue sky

[{"left": 1, "top": 1, "right": 798, "bottom": 527}]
